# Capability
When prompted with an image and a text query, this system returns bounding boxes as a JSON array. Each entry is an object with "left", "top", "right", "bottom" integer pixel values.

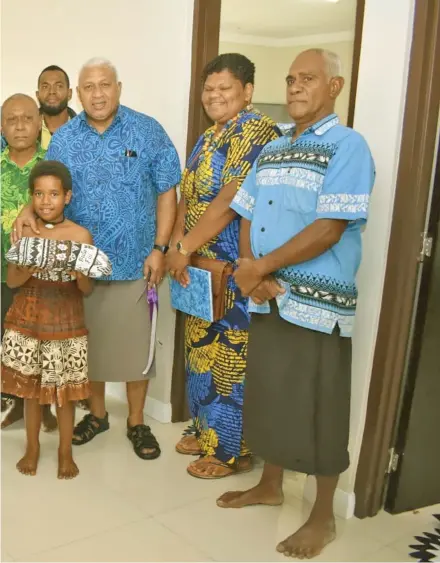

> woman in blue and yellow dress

[{"left": 166, "top": 53, "right": 280, "bottom": 478}]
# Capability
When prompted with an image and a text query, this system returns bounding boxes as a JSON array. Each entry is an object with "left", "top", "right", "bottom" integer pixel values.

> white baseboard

[
  {"left": 144, "top": 396, "right": 172, "bottom": 423},
  {"left": 105, "top": 383, "right": 172, "bottom": 424},
  {"left": 303, "top": 476, "right": 356, "bottom": 520}
]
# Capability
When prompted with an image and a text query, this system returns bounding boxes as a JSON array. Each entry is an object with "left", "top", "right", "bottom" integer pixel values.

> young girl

[{"left": 1, "top": 160, "right": 93, "bottom": 479}]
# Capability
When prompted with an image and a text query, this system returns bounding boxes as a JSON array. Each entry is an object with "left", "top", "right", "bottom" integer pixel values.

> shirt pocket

[
  {"left": 121, "top": 155, "right": 147, "bottom": 188},
  {"left": 282, "top": 166, "right": 321, "bottom": 215}
]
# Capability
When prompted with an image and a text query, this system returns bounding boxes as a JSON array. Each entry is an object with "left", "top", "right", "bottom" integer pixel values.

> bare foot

[
  {"left": 58, "top": 450, "right": 79, "bottom": 479},
  {"left": 42, "top": 406, "right": 58, "bottom": 433},
  {"left": 188, "top": 456, "right": 253, "bottom": 479},
  {"left": 276, "top": 517, "right": 336, "bottom": 559},
  {"left": 16, "top": 444, "right": 40, "bottom": 476},
  {"left": 58, "top": 449, "right": 79, "bottom": 479},
  {"left": 217, "top": 483, "right": 284, "bottom": 508},
  {"left": 2, "top": 401, "right": 24, "bottom": 429}
]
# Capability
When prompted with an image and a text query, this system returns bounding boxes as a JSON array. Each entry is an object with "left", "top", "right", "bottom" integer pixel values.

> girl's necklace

[{"left": 40, "top": 215, "right": 66, "bottom": 230}]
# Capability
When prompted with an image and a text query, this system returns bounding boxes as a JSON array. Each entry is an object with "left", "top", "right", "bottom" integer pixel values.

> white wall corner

[
  {"left": 144, "top": 396, "right": 172, "bottom": 424},
  {"left": 304, "top": 476, "right": 356, "bottom": 520}
]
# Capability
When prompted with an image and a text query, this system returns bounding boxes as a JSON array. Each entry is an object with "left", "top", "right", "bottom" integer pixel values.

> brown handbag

[{"left": 190, "top": 254, "right": 234, "bottom": 321}]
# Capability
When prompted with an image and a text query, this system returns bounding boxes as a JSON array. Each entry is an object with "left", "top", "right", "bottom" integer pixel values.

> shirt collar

[
  {"left": 293, "top": 113, "right": 339, "bottom": 138},
  {"left": 1, "top": 144, "right": 45, "bottom": 167},
  {"left": 79, "top": 104, "right": 124, "bottom": 131}
]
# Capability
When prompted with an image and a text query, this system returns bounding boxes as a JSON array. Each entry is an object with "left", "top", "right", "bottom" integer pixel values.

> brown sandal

[
  {"left": 175, "top": 424, "right": 202, "bottom": 455},
  {"left": 187, "top": 455, "right": 253, "bottom": 480}
]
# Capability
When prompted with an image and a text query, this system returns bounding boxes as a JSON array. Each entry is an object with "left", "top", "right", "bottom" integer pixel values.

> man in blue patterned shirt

[
  {"left": 218, "top": 49, "right": 375, "bottom": 559},
  {"left": 14, "top": 58, "right": 180, "bottom": 460}
]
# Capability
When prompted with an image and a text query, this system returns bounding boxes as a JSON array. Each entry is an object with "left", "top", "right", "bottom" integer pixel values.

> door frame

[
  {"left": 354, "top": 0, "right": 440, "bottom": 518},
  {"left": 171, "top": 0, "right": 367, "bottom": 422}
]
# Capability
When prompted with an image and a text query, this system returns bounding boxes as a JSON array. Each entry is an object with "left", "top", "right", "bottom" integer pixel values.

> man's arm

[
  {"left": 257, "top": 219, "right": 347, "bottom": 276},
  {"left": 235, "top": 219, "right": 347, "bottom": 296},
  {"left": 144, "top": 187, "right": 177, "bottom": 288},
  {"left": 239, "top": 218, "right": 253, "bottom": 259},
  {"left": 156, "top": 188, "right": 177, "bottom": 247}
]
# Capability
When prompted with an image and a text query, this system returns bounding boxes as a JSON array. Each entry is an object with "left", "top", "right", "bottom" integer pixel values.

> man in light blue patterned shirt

[
  {"left": 13, "top": 58, "right": 180, "bottom": 460},
  {"left": 218, "top": 49, "right": 375, "bottom": 559}
]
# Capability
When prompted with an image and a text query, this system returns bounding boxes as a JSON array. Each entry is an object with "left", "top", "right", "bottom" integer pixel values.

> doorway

[
  {"left": 354, "top": 0, "right": 440, "bottom": 518},
  {"left": 171, "top": 0, "right": 365, "bottom": 422},
  {"left": 385, "top": 123, "right": 440, "bottom": 514}
]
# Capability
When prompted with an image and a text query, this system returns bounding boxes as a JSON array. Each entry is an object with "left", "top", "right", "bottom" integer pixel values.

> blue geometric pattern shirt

[
  {"left": 230, "top": 114, "right": 375, "bottom": 337},
  {"left": 46, "top": 105, "right": 181, "bottom": 280}
]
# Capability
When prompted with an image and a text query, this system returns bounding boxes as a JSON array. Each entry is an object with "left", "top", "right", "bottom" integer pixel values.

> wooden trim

[
  {"left": 171, "top": 0, "right": 221, "bottom": 422},
  {"left": 354, "top": 0, "right": 440, "bottom": 518},
  {"left": 185, "top": 0, "right": 221, "bottom": 158},
  {"left": 347, "top": 0, "right": 365, "bottom": 127}
]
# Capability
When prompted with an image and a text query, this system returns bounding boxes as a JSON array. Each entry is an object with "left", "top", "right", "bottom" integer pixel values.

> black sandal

[
  {"left": 72, "top": 412, "right": 109, "bottom": 446},
  {"left": 127, "top": 422, "right": 161, "bottom": 460}
]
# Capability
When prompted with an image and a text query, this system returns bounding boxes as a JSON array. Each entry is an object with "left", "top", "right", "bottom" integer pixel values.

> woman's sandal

[
  {"left": 127, "top": 422, "right": 161, "bottom": 460},
  {"left": 175, "top": 423, "right": 202, "bottom": 455},
  {"left": 187, "top": 455, "right": 253, "bottom": 480},
  {"left": 72, "top": 412, "right": 110, "bottom": 445}
]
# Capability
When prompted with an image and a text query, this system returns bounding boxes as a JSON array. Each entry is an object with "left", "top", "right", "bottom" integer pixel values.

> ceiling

[{"left": 220, "top": 0, "right": 357, "bottom": 40}]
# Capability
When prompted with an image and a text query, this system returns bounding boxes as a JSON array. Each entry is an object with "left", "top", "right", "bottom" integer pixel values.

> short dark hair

[
  {"left": 38, "top": 65, "right": 70, "bottom": 88},
  {"left": 29, "top": 161, "right": 73, "bottom": 193},
  {"left": 201, "top": 53, "right": 255, "bottom": 87}
]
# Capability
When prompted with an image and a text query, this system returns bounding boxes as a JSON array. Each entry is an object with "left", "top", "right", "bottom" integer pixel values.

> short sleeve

[
  {"left": 222, "top": 118, "right": 279, "bottom": 189},
  {"left": 45, "top": 131, "right": 69, "bottom": 166},
  {"left": 316, "top": 133, "right": 375, "bottom": 223},
  {"left": 150, "top": 120, "right": 181, "bottom": 195},
  {"left": 230, "top": 159, "right": 258, "bottom": 221}
]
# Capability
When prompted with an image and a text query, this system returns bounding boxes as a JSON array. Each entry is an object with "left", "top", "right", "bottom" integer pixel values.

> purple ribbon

[{"left": 147, "top": 287, "right": 158, "bottom": 320}]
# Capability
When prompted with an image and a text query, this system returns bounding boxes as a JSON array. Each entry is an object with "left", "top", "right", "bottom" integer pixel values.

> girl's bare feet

[
  {"left": 217, "top": 483, "right": 284, "bottom": 508},
  {"left": 17, "top": 444, "right": 40, "bottom": 476},
  {"left": 276, "top": 516, "right": 336, "bottom": 559},
  {"left": 58, "top": 448, "right": 79, "bottom": 479}
]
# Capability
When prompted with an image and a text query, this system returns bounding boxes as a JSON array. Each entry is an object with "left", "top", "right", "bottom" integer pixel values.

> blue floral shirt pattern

[{"left": 46, "top": 105, "right": 181, "bottom": 280}]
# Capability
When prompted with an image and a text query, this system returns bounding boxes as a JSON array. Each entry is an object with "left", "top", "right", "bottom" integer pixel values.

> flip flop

[
  {"left": 187, "top": 456, "right": 253, "bottom": 480},
  {"left": 175, "top": 423, "right": 202, "bottom": 455}
]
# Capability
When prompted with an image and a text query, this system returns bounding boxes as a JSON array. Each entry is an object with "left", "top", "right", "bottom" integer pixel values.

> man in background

[
  {"left": 1, "top": 66, "right": 76, "bottom": 152},
  {"left": 36, "top": 65, "right": 76, "bottom": 149},
  {"left": 1, "top": 94, "right": 57, "bottom": 430}
]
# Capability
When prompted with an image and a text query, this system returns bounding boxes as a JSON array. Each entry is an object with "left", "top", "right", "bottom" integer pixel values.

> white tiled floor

[{"left": 1, "top": 397, "right": 439, "bottom": 562}]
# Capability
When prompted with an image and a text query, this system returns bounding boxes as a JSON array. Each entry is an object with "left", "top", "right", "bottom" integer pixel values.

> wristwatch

[
  {"left": 176, "top": 241, "right": 190, "bottom": 256},
  {"left": 153, "top": 244, "right": 169, "bottom": 255}
]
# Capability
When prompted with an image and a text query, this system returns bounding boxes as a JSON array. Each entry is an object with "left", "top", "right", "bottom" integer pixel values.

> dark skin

[
  {"left": 11, "top": 175, "right": 93, "bottom": 478},
  {"left": 218, "top": 50, "right": 347, "bottom": 560},
  {"left": 36, "top": 69, "right": 72, "bottom": 133},
  {"left": 0, "top": 95, "right": 57, "bottom": 431},
  {"left": 167, "top": 70, "right": 261, "bottom": 475}
]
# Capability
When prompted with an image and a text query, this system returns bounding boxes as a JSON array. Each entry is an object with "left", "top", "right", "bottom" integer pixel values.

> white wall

[
  {"left": 219, "top": 40, "right": 354, "bottom": 125},
  {"left": 0, "top": 0, "right": 195, "bottom": 417}
]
